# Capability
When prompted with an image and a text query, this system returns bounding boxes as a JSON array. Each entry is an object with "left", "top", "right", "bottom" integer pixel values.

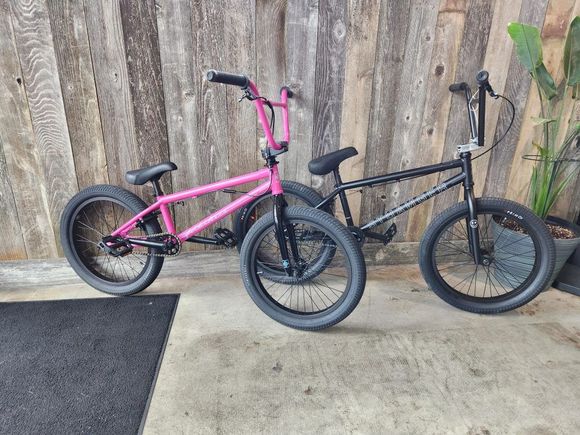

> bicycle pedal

[
  {"left": 214, "top": 228, "right": 237, "bottom": 248},
  {"left": 383, "top": 223, "right": 397, "bottom": 245}
]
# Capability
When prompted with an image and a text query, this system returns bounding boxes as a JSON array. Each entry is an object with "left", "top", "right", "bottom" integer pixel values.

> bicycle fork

[
  {"left": 273, "top": 194, "right": 300, "bottom": 276},
  {"left": 462, "top": 154, "right": 482, "bottom": 265}
]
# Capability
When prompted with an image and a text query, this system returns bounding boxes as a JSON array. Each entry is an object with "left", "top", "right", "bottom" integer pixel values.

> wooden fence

[{"left": 0, "top": 0, "right": 578, "bottom": 260}]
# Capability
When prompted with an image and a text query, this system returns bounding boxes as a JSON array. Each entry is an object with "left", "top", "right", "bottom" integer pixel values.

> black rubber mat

[{"left": 0, "top": 294, "right": 179, "bottom": 434}]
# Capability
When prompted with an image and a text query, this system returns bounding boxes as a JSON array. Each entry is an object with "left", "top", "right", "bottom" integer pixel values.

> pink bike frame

[{"left": 111, "top": 80, "right": 290, "bottom": 243}]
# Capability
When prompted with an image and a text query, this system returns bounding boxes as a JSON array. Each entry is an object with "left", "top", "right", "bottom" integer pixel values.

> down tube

[{"left": 177, "top": 181, "right": 272, "bottom": 241}]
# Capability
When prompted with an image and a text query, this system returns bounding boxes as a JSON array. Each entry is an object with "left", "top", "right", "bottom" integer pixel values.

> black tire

[
  {"left": 240, "top": 206, "right": 366, "bottom": 330},
  {"left": 234, "top": 180, "right": 327, "bottom": 248},
  {"left": 419, "top": 197, "right": 555, "bottom": 313},
  {"left": 60, "top": 185, "right": 164, "bottom": 296}
]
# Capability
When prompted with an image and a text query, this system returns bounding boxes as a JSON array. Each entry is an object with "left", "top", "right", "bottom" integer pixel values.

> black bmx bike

[{"left": 234, "top": 70, "right": 556, "bottom": 314}]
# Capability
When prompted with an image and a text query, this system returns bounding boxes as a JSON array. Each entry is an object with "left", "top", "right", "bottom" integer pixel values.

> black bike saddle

[{"left": 308, "top": 147, "right": 358, "bottom": 175}]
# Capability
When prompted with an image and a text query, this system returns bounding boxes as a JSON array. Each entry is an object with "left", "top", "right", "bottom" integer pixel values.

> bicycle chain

[{"left": 130, "top": 232, "right": 182, "bottom": 258}]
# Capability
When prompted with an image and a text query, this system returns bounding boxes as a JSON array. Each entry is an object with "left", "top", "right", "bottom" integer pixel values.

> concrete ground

[{"left": 1, "top": 255, "right": 579, "bottom": 434}]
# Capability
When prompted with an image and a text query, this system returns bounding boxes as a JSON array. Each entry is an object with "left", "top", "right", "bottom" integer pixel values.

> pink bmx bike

[{"left": 60, "top": 70, "right": 366, "bottom": 330}]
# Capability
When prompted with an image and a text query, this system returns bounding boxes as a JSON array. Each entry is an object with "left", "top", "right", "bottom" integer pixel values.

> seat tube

[
  {"left": 461, "top": 153, "right": 482, "bottom": 264},
  {"left": 333, "top": 169, "right": 354, "bottom": 227}
]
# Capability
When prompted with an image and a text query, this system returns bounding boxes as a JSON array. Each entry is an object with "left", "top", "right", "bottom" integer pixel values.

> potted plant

[{"left": 494, "top": 18, "right": 580, "bottom": 286}]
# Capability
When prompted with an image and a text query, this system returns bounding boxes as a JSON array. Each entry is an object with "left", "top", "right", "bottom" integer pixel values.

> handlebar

[
  {"left": 205, "top": 69, "right": 291, "bottom": 151},
  {"left": 449, "top": 70, "right": 497, "bottom": 149}
]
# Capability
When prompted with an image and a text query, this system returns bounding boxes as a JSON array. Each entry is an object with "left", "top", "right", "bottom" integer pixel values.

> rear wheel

[
  {"left": 240, "top": 206, "right": 366, "bottom": 330},
  {"left": 234, "top": 180, "right": 327, "bottom": 247},
  {"left": 60, "top": 185, "right": 164, "bottom": 295},
  {"left": 419, "top": 198, "right": 555, "bottom": 313}
]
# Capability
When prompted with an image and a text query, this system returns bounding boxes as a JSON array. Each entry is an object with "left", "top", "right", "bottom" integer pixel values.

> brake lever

[{"left": 238, "top": 89, "right": 257, "bottom": 102}]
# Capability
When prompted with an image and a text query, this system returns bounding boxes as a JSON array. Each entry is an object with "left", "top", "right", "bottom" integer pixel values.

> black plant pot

[
  {"left": 552, "top": 215, "right": 580, "bottom": 295},
  {"left": 490, "top": 215, "right": 580, "bottom": 291}
]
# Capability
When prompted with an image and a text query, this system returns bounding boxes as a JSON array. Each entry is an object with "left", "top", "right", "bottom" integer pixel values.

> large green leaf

[
  {"left": 563, "top": 16, "right": 580, "bottom": 86},
  {"left": 508, "top": 22, "right": 543, "bottom": 72},
  {"left": 534, "top": 63, "right": 558, "bottom": 99}
]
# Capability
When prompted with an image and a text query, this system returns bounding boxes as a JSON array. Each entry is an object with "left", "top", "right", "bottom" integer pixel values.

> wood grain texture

[
  {"left": 430, "top": 0, "right": 495, "bottom": 218},
  {"left": 120, "top": 0, "right": 171, "bottom": 200},
  {"left": 187, "top": 0, "right": 230, "bottom": 236},
  {"left": 0, "top": 1, "right": 57, "bottom": 259},
  {"left": 378, "top": 0, "right": 441, "bottom": 241},
  {"left": 482, "top": 0, "right": 549, "bottom": 199},
  {"left": 11, "top": 0, "right": 78, "bottom": 256},
  {"left": 84, "top": 0, "right": 140, "bottom": 198},
  {"left": 47, "top": 0, "right": 108, "bottom": 190},
  {"left": 155, "top": 0, "right": 198, "bottom": 239},
  {"left": 0, "top": 0, "right": 578, "bottom": 260},
  {"left": 404, "top": 0, "right": 467, "bottom": 241},
  {"left": 255, "top": 0, "right": 286, "bottom": 137},
  {"left": 283, "top": 0, "right": 319, "bottom": 186},
  {"left": 464, "top": 0, "right": 523, "bottom": 200},
  {"left": 311, "top": 0, "right": 348, "bottom": 195},
  {"left": 360, "top": 0, "right": 411, "bottom": 226},
  {"left": 223, "top": 0, "right": 257, "bottom": 178},
  {"left": 0, "top": 143, "right": 26, "bottom": 260},
  {"left": 336, "top": 0, "right": 380, "bottom": 225}
]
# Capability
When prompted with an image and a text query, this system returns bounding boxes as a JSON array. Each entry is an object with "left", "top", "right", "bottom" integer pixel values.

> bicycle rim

[
  {"left": 250, "top": 219, "right": 352, "bottom": 315},
  {"left": 431, "top": 210, "right": 542, "bottom": 301},
  {"left": 70, "top": 197, "right": 152, "bottom": 284}
]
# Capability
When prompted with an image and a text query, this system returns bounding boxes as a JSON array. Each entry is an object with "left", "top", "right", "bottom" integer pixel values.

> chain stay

[{"left": 130, "top": 232, "right": 182, "bottom": 257}]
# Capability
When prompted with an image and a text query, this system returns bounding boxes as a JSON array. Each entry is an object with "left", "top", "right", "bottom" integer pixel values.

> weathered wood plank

[
  {"left": 482, "top": 0, "right": 549, "bottom": 199},
  {"left": 377, "top": 0, "right": 441, "bottom": 241},
  {"left": 0, "top": 241, "right": 422, "bottom": 289},
  {"left": 336, "top": 0, "right": 380, "bottom": 225},
  {"left": 462, "top": 0, "right": 522, "bottom": 201},
  {"left": 0, "top": 1, "right": 57, "bottom": 259},
  {"left": 311, "top": 0, "right": 348, "bottom": 195},
  {"left": 46, "top": 0, "right": 108, "bottom": 190},
  {"left": 155, "top": 0, "right": 198, "bottom": 241},
  {"left": 120, "top": 0, "right": 171, "bottom": 200},
  {"left": 360, "top": 1, "right": 411, "bottom": 226},
  {"left": 255, "top": 0, "right": 286, "bottom": 140},
  {"left": 404, "top": 0, "right": 467, "bottom": 240},
  {"left": 186, "top": 0, "right": 230, "bottom": 237},
  {"left": 84, "top": 0, "right": 139, "bottom": 191},
  {"left": 430, "top": 0, "right": 495, "bottom": 218},
  {"left": 11, "top": 0, "right": 79, "bottom": 257},
  {"left": 0, "top": 143, "right": 26, "bottom": 260},
  {"left": 282, "top": 0, "right": 319, "bottom": 186},
  {"left": 223, "top": 0, "right": 258, "bottom": 179}
]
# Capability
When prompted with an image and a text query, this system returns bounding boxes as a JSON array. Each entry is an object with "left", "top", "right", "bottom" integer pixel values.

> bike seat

[
  {"left": 125, "top": 161, "right": 177, "bottom": 185},
  {"left": 308, "top": 147, "right": 358, "bottom": 175}
]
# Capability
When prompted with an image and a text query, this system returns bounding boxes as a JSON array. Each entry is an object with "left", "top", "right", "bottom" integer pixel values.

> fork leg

[{"left": 273, "top": 194, "right": 294, "bottom": 276}]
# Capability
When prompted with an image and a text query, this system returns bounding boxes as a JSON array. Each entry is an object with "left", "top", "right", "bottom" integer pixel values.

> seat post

[
  {"left": 333, "top": 169, "right": 354, "bottom": 227},
  {"left": 151, "top": 179, "right": 163, "bottom": 197}
]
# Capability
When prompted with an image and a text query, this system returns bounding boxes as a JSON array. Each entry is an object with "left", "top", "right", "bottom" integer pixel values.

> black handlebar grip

[
  {"left": 476, "top": 70, "right": 489, "bottom": 85},
  {"left": 206, "top": 70, "right": 249, "bottom": 88},
  {"left": 449, "top": 82, "right": 468, "bottom": 92}
]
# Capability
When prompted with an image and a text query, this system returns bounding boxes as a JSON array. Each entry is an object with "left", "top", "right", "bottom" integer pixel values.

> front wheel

[
  {"left": 240, "top": 206, "right": 366, "bottom": 330},
  {"left": 419, "top": 198, "right": 555, "bottom": 313}
]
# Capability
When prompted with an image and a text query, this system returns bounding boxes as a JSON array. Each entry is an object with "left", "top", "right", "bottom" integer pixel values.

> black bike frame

[{"left": 312, "top": 75, "right": 493, "bottom": 264}]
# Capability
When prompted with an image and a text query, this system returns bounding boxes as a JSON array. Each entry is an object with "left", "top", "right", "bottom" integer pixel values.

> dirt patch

[
  {"left": 540, "top": 323, "right": 580, "bottom": 350},
  {"left": 518, "top": 301, "right": 540, "bottom": 316}
]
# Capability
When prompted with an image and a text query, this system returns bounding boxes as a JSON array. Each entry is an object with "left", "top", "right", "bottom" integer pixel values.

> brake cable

[{"left": 472, "top": 94, "right": 515, "bottom": 161}]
